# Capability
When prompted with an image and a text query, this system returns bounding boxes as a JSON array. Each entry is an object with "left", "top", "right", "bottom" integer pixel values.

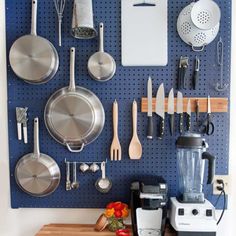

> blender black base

[{"left": 177, "top": 232, "right": 216, "bottom": 236}]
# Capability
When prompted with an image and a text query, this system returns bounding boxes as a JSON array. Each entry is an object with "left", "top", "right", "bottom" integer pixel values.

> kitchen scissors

[{"left": 199, "top": 95, "right": 215, "bottom": 136}]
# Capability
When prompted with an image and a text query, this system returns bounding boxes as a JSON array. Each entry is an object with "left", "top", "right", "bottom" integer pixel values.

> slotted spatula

[{"left": 110, "top": 100, "right": 122, "bottom": 161}]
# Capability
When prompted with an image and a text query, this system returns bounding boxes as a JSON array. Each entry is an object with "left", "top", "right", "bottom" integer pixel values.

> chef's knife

[
  {"left": 177, "top": 91, "right": 184, "bottom": 134},
  {"left": 155, "top": 83, "right": 165, "bottom": 139},
  {"left": 186, "top": 99, "right": 191, "bottom": 131},
  {"left": 147, "top": 76, "right": 153, "bottom": 139},
  {"left": 167, "top": 88, "right": 175, "bottom": 136}
]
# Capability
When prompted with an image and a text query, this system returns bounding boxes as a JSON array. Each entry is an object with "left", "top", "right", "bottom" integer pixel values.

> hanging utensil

[
  {"left": 215, "top": 37, "right": 229, "bottom": 92},
  {"left": 178, "top": 57, "right": 189, "bottom": 90},
  {"left": 88, "top": 23, "right": 116, "bottom": 82},
  {"left": 66, "top": 162, "right": 71, "bottom": 191},
  {"left": 15, "top": 118, "right": 61, "bottom": 197},
  {"left": 193, "top": 56, "right": 200, "bottom": 90},
  {"left": 53, "top": 0, "right": 66, "bottom": 47},
  {"left": 44, "top": 48, "right": 105, "bottom": 153},
  {"left": 191, "top": 0, "right": 221, "bottom": 30},
  {"left": 167, "top": 88, "right": 175, "bottom": 136},
  {"left": 95, "top": 162, "right": 112, "bottom": 193},
  {"left": 110, "top": 100, "right": 122, "bottom": 161},
  {"left": 155, "top": 83, "right": 165, "bottom": 139},
  {"left": 147, "top": 77, "right": 153, "bottom": 139},
  {"left": 9, "top": 0, "right": 59, "bottom": 84},
  {"left": 71, "top": 162, "right": 79, "bottom": 189},
  {"left": 186, "top": 99, "right": 191, "bottom": 131},
  {"left": 177, "top": 91, "right": 184, "bottom": 134},
  {"left": 71, "top": 0, "right": 97, "bottom": 39},
  {"left": 129, "top": 100, "right": 142, "bottom": 160}
]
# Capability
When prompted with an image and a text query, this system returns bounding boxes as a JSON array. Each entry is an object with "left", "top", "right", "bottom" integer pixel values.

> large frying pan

[
  {"left": 15, "top": 118, "right": 61, "bottom": 197},
  {"left": 44, "top": 48, "right": 105, "bottom": 153},
  {"left": 9, "top": 0, "right": 59, "bottom": 84}
]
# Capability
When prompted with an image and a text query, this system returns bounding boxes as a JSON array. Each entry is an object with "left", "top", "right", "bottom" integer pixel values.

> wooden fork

[{"left": 110, "top": 100, "right": 122, "bottom": 161}]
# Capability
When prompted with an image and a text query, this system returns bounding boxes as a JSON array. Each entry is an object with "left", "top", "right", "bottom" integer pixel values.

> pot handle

[
  {"left": 202, "top": 152, "right": 215, "bottom": 185},
  {"left": 99, "top": 23, "right": 104, "bottom": 52},
  {"left": 68, "top": 47, "right": 76, "bottom": 92},
  {"left": 66, "top": 143, "right": 84, "bottom": 153},
  {"left": 31, "top": 0, "right": 37, "bottom": 36},
  {"left": 33, "top": 117, "right": 40, "bottom": 158},
  {"left": 192, "top": 45, "right": 205, "bottom": 52}
]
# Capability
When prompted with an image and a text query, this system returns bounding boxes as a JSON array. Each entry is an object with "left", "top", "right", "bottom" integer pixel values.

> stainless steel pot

[
  {"left": 15, "top": 118, "right": 61, "bottom": 197},
  {"left": 44, "top": 47, "right": 105, "bottom": 153},
  {"left": 9, "top": 0, "right": 59, "bottom": 84}
]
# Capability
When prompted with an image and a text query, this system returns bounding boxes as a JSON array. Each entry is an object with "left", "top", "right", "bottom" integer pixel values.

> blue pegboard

[{"left": 6, "top": 0, "right": 231, "bottom": 209}]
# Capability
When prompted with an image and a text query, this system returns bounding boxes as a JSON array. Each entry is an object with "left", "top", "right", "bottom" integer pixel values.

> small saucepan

[{"left": 15, "top": 118, "right": 61, "bottom": 197}]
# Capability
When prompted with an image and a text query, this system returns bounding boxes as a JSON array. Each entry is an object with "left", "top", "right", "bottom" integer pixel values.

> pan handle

[
  {"left": 99, "top": 23, "right": 104, "bottom": 52},
  {"left": 31, "top": 0, "right": 37, "bottom": 36},
  {"left": 69, "top": 47, "right": 76, "bottom": 92},
  {"left": 33, "top": 117, "right": 40, "bottom": 158},
  {"left": 66, "top": 143, "right": 84, "bottom": 153}
]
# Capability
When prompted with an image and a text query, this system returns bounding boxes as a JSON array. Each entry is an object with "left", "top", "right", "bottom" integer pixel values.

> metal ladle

[
  {"left": 71, "top": 162, "right": 79, "bottom": 189},
  {"left": 95, "top": 161, "right": 112, "bottom": 193}
]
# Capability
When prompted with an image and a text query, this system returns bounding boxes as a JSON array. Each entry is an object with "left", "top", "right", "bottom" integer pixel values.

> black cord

[
  {"left": 217, "top": 181, "right": 226, "bottom": 225},
  {"left": 214, "top": 190, "right": 223, "bottom": 207}
]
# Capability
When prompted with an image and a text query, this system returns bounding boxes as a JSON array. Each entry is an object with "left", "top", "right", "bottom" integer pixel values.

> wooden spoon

[{"left": 129, "top": 100, "right": 142, "bottom": 159}]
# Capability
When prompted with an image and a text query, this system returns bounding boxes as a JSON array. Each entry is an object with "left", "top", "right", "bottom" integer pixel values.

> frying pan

[
  {"left": 9, "top": 0, "right": 59, "bottom": 84},
  {"left": 44, "top": 47, "right": 105, "bottom": 153},
  {"left": 15, "top": 118, "right": 61, "bottom": 197}
]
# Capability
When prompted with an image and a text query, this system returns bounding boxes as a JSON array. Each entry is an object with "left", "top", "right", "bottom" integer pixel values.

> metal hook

[{"left": 215, "top": 37, "right": 229, "bottom": 92}]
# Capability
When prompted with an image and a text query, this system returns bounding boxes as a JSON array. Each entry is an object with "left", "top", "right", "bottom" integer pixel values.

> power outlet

[{"left": 213, "top": 175, "right": 230, "bottom": 195}]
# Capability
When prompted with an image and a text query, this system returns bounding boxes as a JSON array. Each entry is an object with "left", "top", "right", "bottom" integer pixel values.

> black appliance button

[
  {"left": 178, "top": 208, "right": 184, "bottom": 216},
  {"left": 192, "top": 209, "right": 199, "bottom": 216},
  {"left": 206, "top": 209, "right": 212, "bottom": 217}
]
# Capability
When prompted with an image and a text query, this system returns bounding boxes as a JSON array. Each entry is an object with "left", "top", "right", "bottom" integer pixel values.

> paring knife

[
  {"left": 155, "top": 83, "right": 165, "bottom": 139},
  {"left": 186, "top": 99, "right": 191, "bottom": 131},
  {"left": 167, "top": 88, "right": 175, "bottom": 136},
  {"left": 147, "top": 76, "right": 153, "bottom": 139},
  {"left": 177, "top": 91, "right": 184, "bottom": 134}
]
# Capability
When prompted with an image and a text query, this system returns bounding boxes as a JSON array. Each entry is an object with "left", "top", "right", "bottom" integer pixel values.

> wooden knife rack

[{"left": 141, "top": 97, "right": 228, "bottom": 113}]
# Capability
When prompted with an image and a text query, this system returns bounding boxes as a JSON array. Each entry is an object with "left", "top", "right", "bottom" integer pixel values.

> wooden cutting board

[{"left": 36, "top": 224, "right": 176, "bottom": 236}]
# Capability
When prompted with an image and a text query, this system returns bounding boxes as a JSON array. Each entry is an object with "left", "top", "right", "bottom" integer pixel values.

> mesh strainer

[
  {"left": 177, "top": 3, "right": 219, "bottom": 51},
  {"left": 191, "top": 0, "right": 221, "bottom": 30}
]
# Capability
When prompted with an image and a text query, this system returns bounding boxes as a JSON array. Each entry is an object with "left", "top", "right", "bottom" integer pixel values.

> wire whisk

[{"left": 53, "top": 0, "right": 66, "bottom": 47}]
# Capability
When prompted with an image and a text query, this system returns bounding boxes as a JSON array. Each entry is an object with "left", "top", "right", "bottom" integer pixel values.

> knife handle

[
  {"left": 187, "top": 114, "right": 191, "bottom": 131},
  {"left": 179, "top": 113, "right": 184, "bottom": 134},
  {"left": 158, "top": 117, "right": 164, "bottom": 139},
  {"left": 170, "top": 114, "right": 175, "bottom": 136},
  {"left": 193, "top": 70, "right": 199, "bottom": 90},
  {"left": 147, "top": 116, "right": 153, "bottom": 139},
  {"left": 178, "top": 67, "right": 182, "bottom": 90}
]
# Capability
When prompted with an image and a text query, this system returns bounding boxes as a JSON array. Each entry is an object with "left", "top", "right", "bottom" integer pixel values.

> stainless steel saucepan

[
  {"left": 15, "top": 118, "right": 61, "bottom": 197},
  {"left": 44, "top": 47, "right": 105, "bottom": 153},
  {"left": 9, "top": 0, "right": 59, "bottom": 84}
]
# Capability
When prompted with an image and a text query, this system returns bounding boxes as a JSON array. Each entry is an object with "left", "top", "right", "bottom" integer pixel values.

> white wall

[{"left": 0, "top": 0, "right": 235, "bottom": 235}]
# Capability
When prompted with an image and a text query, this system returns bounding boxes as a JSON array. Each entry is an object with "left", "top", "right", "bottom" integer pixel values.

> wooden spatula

[
  {"left": 110, "top": 100, "right": 122, "bottom": 161},
  {"left": 129, "top": 100, "right": 142, "bottom": 160}
]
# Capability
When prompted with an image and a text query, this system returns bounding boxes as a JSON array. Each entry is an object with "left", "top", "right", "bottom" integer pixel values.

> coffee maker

[
  {"left": 130, "top": 177, "right": 168, "bottom": 236},
  {"left": 170, "top": 132, "right": 217, "bottom": 236}
]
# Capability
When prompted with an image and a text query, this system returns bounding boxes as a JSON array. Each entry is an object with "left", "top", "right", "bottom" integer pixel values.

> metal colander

[{"left": 177, "top": 2, "right": 219, "bottom": 51}]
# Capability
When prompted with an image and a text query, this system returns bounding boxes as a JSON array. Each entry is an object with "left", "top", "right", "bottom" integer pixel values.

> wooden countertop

[{"left": 36, "top": 224, "right": 176, "bottom": 236}]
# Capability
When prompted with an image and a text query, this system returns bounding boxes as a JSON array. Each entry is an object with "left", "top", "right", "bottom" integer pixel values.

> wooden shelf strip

[{"left": 141, "top": 97, "right": 228, "bottom": 113}]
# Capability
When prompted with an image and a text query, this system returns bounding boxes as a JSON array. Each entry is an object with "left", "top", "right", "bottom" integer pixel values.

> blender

[{"left": 170, "top": 132, "right": 217, "bottom": 236}]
